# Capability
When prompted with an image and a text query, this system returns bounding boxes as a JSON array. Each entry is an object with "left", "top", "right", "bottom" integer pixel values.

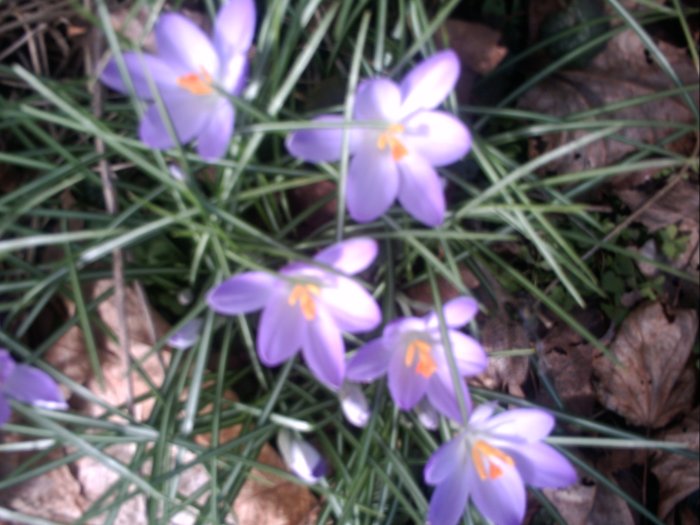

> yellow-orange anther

[
  {"left": 471, "top": 440, "right": 515, "bottom": 481},
  {"left": 176, "top": 67, "right": 214, "bottom": 95},
  {"left": 377, "top": 124, "right": 408, "bottom": 161},
  {"left": 288, "top": 284, "right": 321, "bottom": 321},
  {"left": 404, "top": 339, "right": 437, "bottom": 378}
]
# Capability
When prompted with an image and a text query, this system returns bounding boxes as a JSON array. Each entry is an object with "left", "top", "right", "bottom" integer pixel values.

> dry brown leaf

[
  {"left": 1, "top": 280, "right": 317, "bottom": 525},
  {"left": 470, "top": 313, "right": 529, "bottom": 397},
  {"left": 592, "top": 302, "right": 698, "bottom": 428},
  {"left": 544, "top": 482, "right": 597, "bottom": 525},
  {"left": 585, "top": 483, "right": 636, "bottom": 525},
  {"left": 651, "top": 406, "right": 700, "bottom": 519},
  {"left": 616, "top": 179, "right": 700, "bottom": 233},
  {"left": 518, "top": 30, "right": 696, "bottom": 180},
  {"left": 537, "top": 320, "right": 597, "bottom": 416}
]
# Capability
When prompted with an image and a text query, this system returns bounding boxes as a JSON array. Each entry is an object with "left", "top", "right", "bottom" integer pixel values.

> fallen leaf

[
  {"left": 543, "top": 481, "right": 597, "bottom": 525},
  {"left": 470, "top": 312, "right": 530, "bottom": 397},
  {"left": 1, "top": 280, "right": 317, "bottom": 525},
  {"left": 592, "top": 302, "right": 698, "bottom": 428},
  {"left": 518, "top": 30, "right": 696, "bottom": 181},
  {"left": 537, "top": 319, "right": 598, "bottom": 416},
  {"left": 651, "top": 406, "right": 700, "bottom": 519},
  {"left": 585, "top": 482, "right": 636, "bottom": 525}
]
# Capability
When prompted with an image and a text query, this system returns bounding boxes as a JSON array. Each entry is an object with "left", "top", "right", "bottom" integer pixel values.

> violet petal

[
  {"left": 347, "top": 148, "right": 400, "bottom": 222},
  {"left": 396, "top": 154, "right": 445, "bottom": 226},
  {"left": 354, "top": 78, "right": 401, "bottom": 121},
  {"left": 286, "top": 115, "right": 359, "bottom": 163},
  {"left": 197, "top": 98, "right": 235, "bottom": 160},
  {"left": 320, "top": 276, "right": 381, "bottom": 333},
  {"left": 345, "top": 338, "right": 391, "bottom": 383},
  {"left": 302, "top": 308, "right": 345, "bottom": 389},
  {"left": 214, "top": 0, "right": 256, "bottom": 56},
  {"left": 313, "top": 237, "right": 378, "bottom": 275},
  {"left": 467, "top": 458, "right": 526, "bottom": 525},
  {"left": 4, "top": 365, "right": 67, "bottom": 410},
  {"left": 155, "top": 13, "right": 219, "bottom": 77},
  {"left": 207, "top": 271, "right": 277, "bottom": 315},
  {"left": 403, "top": 110, "right": 471, "bottom": 167},
  {"left": 257, "top": 294, "right": 304, "bottom": 365},
  {"left": 101, "top": 53, "right": 177, "bottom": 98},
  {"left": 399, "top": 49, "right": 460, "bottom": 118},
  {"left": 427, "top": 471, "right": 469, "bottom": 525},
  {"left": 504, "top": 442, "right": 578, "bottom": 488}
]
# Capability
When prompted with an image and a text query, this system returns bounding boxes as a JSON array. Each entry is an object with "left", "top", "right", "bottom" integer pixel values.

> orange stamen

[
  {"left": 471, "top": 440, "right": 515, "bottom": 481},
  {"left": 377, "top": 124, "right": 408, "bottom": 161},
  {"left": 404, "top": 339, "right": 437, "bottom": 378},
  {"left": 288, "top": 284, "right": 320, "bottom": 321},
  {"left": 176, "top": 67, "right": 214, "bottom": 95}
]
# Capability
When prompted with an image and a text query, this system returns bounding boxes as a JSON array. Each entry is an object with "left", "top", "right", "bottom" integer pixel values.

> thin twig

[{"left": 84, "top": 0, "right": 135, "bottom": 417}]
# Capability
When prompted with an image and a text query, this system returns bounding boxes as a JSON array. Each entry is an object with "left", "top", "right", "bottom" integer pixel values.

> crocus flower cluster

[
  {"left": 100, "top": 5, "right": 576, "bottom": 520},
  {"left": 101, "top": 0, "right": 255, "bottom": 160},
  {"left": 1, "top": 349, "right": 67, "bottom": 426},
  {"left": 425, "top": 404, "right": 578, "bottom": 525},
  {"left": 286, "top": 50, "right": 471, "bottom": 226}
]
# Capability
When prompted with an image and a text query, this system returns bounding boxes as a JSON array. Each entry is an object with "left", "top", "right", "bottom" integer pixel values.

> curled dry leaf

[
  {"left": 518, "top": 30, "right": 697, "bottom": 181},
  {"left": 592, "top": 302, "right": 698, "bottom": 428},
  {"left": 470, "top": 313, "right": 529, "bottom": 397},
  {"left": 0, "top": 280, "right": 317, "bottom": 525},
  {"left": 543, "top": 482, "right": 597, "bottom": 525},
  {"left": 537, "top": 320, "right": 597, "bottom": 416},
  {"left": 651, "top": 407, "right": 700, "bottom": 519}
]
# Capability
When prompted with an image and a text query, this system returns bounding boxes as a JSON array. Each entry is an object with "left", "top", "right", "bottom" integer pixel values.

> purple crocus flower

[
  {"left": 207, "top": 238, "right": 381, "bottom": 389},
  {"left": 167, "top": 317, "right": 203, "bottom": 350},
  {"left": 346, "top": 297, "right": 487, "bottom": 421},
  {"left": 425, "top": 404, "right": 578, "bottom": 525},
  {"left": 100, "top": 0, "right": 255, "bottom": 160},
  {"left": 339, "top": 381, "right": 370, "bottom": 428},
  {"left": 277, "top": 429, "right": 327, "bottom": 484},
  {"left": 286, "top": 50, "right": 471, "bottom": 226},
  {"left": 1, "top": 349, "right": 67, "bottom": 426}
]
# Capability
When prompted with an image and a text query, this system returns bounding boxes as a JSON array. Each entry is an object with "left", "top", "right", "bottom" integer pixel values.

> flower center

[
  {"left": 377, "top": 124, "right": 408, "bottom": 161},
  {"left": 288, "top": 284, "right": 321, "bottom": 321},
  {"left": 176, "top": 67, "right": 214, "bottom": 96},
  {"left": 404, "top": 339, "right": 437, "bottom": 378},
  {"left": 471, "top": 440, "right": 515, "bottom": 481}
]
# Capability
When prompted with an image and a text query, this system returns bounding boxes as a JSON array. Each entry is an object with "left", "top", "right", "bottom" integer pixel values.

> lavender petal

[
  {"left": 197, "top": 98, "right": 234, "bottom": 160},
  {"left": 207, "top": 271, "right": 277, "bottom": 315},
  {"left": 345, "top": 338, "right": 391, "bottom": 383},
  {"left": 347, "top": 148, "right": 400, "bottom": 223},
  {"left": 427, "top": 471, "right": 469, "bottom": 525},
  {"left": 403, "top": 110, "right": 471, "bottom": 166},
  {"left": 399, "top": 49, "right": 460, "bottom": 117},
  {"left": 313, "top": 237, "right": 378, "bottom": 275}
]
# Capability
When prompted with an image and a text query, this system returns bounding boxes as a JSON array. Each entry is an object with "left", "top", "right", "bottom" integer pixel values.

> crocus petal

[
  {"left": 168, "top": 317, "right": 204, "bottom": 350},
  {"left": 426, "top": 296, "right": 479, "bottom": 329},
  {"left": 448, "top": 331, "right": 488, "bottom": 376},
  {"left": 347, "top": 148, "right": 400, "bottom": 222},
  {"left": 4, "top": 365, "right": 67, "bottom": 410},
  {"left": 313, "top": 237, "right": 378, "bottom": 275},
  {"left": 320, "top": 276, "right": 381, "bottom": 333},
  {"left": 388, "top": 343, "right": 428, "bottom": 410},
  {"left": 0, "top": 349, "right": 15, "bottom": 382},
  {"left": 207, "top": 271, "right": 277, "bottom": 315},
  {"left": 403, "top": 111, "right": 471, "bottom": 166},
  {"left": 286, "top": 115, "right": 358, "bottom": 163},
  {"left": 467, "top": 461, "right": 526, "bottom": 525},
  {"left": 214, "top": 0, "right": 256, "bottom": 56},
  {"left": 505, "top": 442, "right": 577, "bottom": 488},
  {"left": 427, "top": 471, "right": 469, "bottom": 525},
  {"left": 257, "top": 295, "right": 304, "bottom": 365},
  {"left": 277, "top": 430, "right": 327, "bottom": 484},
  {"left": 101, "top": 53, "right": 177, "bottom": 98},
  {"left": 197, "top": 98, "right": 235, "bottom": 160},
  {"left": 339, "top": 382, "right": 370, "bottom": 428},
  {"left": 469, "top": 402, "right": 497, "bottom": 426},
  {"left": 155, "top": 13, "right": 219, "bottom": 76},
  {"left": 484, "top": 408, "right": 555, "bottom": 442},
  {"left": 399, "top": 49, "right": 460, "bottom": 118},
  {"left": 415, "top": 397, "right": 439, "bottom": 430},
  {"left": 0, "top": 396, "right": 10, "bottom": 426},
  {"left": 396, "top": 154, "right": 445, "bottom": 226},
  {"left": 426, "top": 375, "right": 469, "bottom": 424},
  {"left": 302, "top": 308, "right": 345, "bottom": 389},
  {"left": 424, "top": 436, "right": 464, "bottom": 485},
  {"left": 345, "top": 338, "right": 391, "bottom": 382},
  {"left": 139, "top": 93, "right": 212, "bottom": 149},
  {"left": 354, "top": 78, "right": 401, "bottom": 121},
  {"left": 219, "top": 52, "right": 248, "bottom": 94}
]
